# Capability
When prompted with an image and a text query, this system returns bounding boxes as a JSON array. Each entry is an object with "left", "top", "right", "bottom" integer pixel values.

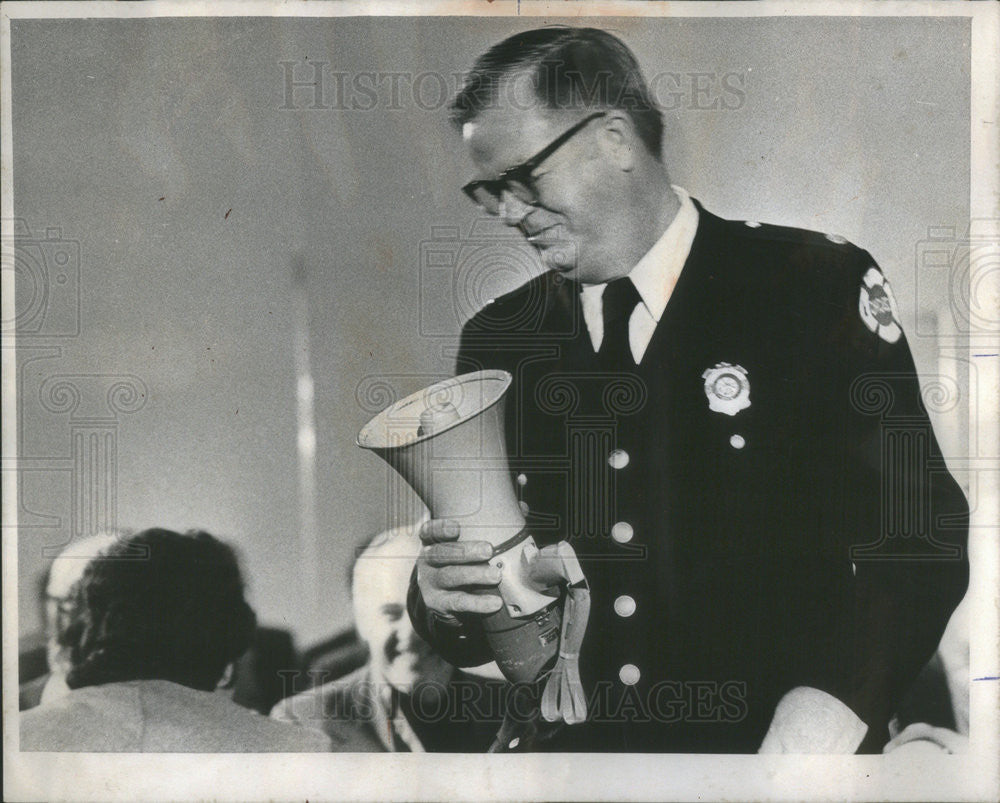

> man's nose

[{"left": 498, "top": 190, "right": 532, "bottom": 227}]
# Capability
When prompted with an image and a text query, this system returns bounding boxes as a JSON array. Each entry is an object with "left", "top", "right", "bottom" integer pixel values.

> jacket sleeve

[
  {"left": 407, "top": 565, "right": 493, "bottom": 667},
  {"left": 825, "top": 257, "right": 969, "bottom": 749}
]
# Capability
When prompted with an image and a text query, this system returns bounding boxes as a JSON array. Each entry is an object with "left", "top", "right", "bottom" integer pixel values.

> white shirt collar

[
  {"left": 628, "top": 185, "right": 699, "bottom": 320},
  {"left": 580, "top": 185, "right": 699, "bottom": 320}
]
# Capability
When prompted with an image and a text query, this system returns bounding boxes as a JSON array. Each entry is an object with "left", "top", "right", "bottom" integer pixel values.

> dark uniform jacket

[{"left": 409, "top": 199, "right": 969, "bottom": 753}]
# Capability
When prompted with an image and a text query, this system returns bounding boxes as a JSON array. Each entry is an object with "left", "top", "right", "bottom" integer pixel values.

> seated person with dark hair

[{"left": 20, "top": 528, "right": 331, "bottom": 752}]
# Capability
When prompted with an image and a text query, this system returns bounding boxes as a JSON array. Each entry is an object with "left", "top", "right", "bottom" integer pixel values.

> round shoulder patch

[{"left": 858, "top": 267, "right": 901, "bottom": 344}]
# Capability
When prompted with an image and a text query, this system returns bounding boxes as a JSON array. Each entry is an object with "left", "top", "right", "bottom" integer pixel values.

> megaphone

[{"left": 357, "top": 370, "right": 589, "bottom": 726}]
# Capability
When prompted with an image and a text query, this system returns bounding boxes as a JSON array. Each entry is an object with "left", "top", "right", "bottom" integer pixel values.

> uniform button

[
  {"left": 744, "top": 220, "right": 761, "bottom": 228},
  {"left": 608, "top": 448, "right": 630, "bottom": 470},
  {"left": 516, "top": 473, "right": 528, "bottom": 486},
  {"left": 729, "top": 434, "right": 745, "bottom": 449},
  {"left": 611, "top": 521, "right": 634, "bottom": 544},
  {"left": 619, "top": 664, "right": 640, "bottom": 686},
  {"left": 614, "top": 595, "right": 636, "bottom": 617}
]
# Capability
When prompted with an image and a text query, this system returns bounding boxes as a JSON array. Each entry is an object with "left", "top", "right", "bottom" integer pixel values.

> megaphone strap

[
  {"left": 538, "top": 541, "right": 591, "bottom": 725},
  {"left": 490, "top": 526, "right": 531, "bottom": 558},
  {"left": 541, "top": 585, "right": 591, "bottom": 725}
]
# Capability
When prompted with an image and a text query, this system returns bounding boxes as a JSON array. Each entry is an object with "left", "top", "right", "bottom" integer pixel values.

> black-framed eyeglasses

[{"left": 462, "top": 111, "right": 607, "bottom": 216}]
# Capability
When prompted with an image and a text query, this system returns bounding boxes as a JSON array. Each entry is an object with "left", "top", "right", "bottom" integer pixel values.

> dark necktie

[{"left": 597, "top": 277, "right": 641, "bottom": 367}]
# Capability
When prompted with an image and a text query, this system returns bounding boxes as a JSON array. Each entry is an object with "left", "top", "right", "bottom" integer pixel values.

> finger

[
  {"left": 435, "top": 563, "right": 502, "bottom": 589},
  {"left": 419, "top": 519, "right": 460, "bottom": 544},
  {"left": 424, "top": 540, "right": 494, "bottom": 566},
  {"left": 438, "top": 591, "right": 504, "bottom": 616}
]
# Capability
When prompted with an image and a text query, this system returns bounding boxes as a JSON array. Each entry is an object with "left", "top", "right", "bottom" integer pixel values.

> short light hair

[
  {"left": 350, "top": 524, "right": 423, "bottom": 639},
  {"left": 451, "top": 27, "right": 663, "bottom": 158}
]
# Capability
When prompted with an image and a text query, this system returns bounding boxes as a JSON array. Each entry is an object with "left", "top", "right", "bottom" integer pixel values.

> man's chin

[
  {"left": 539, "top": 252, "right": 579, "bottom": 278},
  {"left": 530, "top": 235, "right": 575, "bottom": 271},
  {"left": 543, "top": 258, "right": 610, "bottom": 285}
]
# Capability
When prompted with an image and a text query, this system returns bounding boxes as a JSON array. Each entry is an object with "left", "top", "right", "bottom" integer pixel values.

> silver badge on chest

[{"left": 702, "top": 362, "right": 751, "bottom": 416}]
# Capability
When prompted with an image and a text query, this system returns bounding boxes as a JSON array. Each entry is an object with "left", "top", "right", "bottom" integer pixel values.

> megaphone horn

[{"left": 357, "top": 370, "right": 590, "bottom": 724}]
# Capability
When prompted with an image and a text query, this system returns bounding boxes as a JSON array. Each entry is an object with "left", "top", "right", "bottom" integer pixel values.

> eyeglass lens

[{"left": 472, "top": 178, "right": 536, "bottom": 215}]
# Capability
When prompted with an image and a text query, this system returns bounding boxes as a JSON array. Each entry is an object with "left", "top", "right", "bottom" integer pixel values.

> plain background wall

[{"left": 11, "top": 15, "right": 970, "bottom": 645}]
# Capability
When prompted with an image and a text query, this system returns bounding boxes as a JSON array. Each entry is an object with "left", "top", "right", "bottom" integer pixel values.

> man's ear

[{"left": 598, "top": 112, "right": 639, "bottom": 172}]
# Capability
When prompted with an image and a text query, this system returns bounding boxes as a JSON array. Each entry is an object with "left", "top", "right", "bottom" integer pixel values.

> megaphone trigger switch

[{"left": 521, "top": 537, "right": 538, "bottom": 563}]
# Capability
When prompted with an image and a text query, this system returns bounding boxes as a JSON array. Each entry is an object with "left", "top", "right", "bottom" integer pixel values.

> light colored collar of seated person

[
  {"left": 579, "top": 185, "right": 698, "bottom": 363},
  {"left": 375, "top": 678, "right": 425, "bottom": 752}
]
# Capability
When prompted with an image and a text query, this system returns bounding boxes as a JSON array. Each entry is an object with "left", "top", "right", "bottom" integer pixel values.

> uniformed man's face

[{"left": 463, "top": 102, "right": 630, "bottom": 285}]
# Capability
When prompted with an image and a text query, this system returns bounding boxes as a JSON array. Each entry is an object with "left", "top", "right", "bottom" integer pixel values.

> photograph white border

[{"left": 2, "top": 2, "right": 997, "bottom": 801}]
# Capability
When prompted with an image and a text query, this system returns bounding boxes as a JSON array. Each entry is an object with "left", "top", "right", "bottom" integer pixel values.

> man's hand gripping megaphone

[{"left": 416, "top": 516, "right": 591, "bottom": 732}]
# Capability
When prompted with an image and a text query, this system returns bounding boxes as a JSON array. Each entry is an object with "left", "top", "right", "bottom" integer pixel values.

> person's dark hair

[
  {"left": 451, "top": 26, "right": 663, "bottom": 158},
  {"left": 60, "top": 528, "right": 256, "bottom": 692}
]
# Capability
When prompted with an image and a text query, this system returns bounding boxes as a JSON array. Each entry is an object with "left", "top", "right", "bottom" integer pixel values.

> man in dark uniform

[{"left": 407, "top": 26, "right": 968, "bottom": 753}]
